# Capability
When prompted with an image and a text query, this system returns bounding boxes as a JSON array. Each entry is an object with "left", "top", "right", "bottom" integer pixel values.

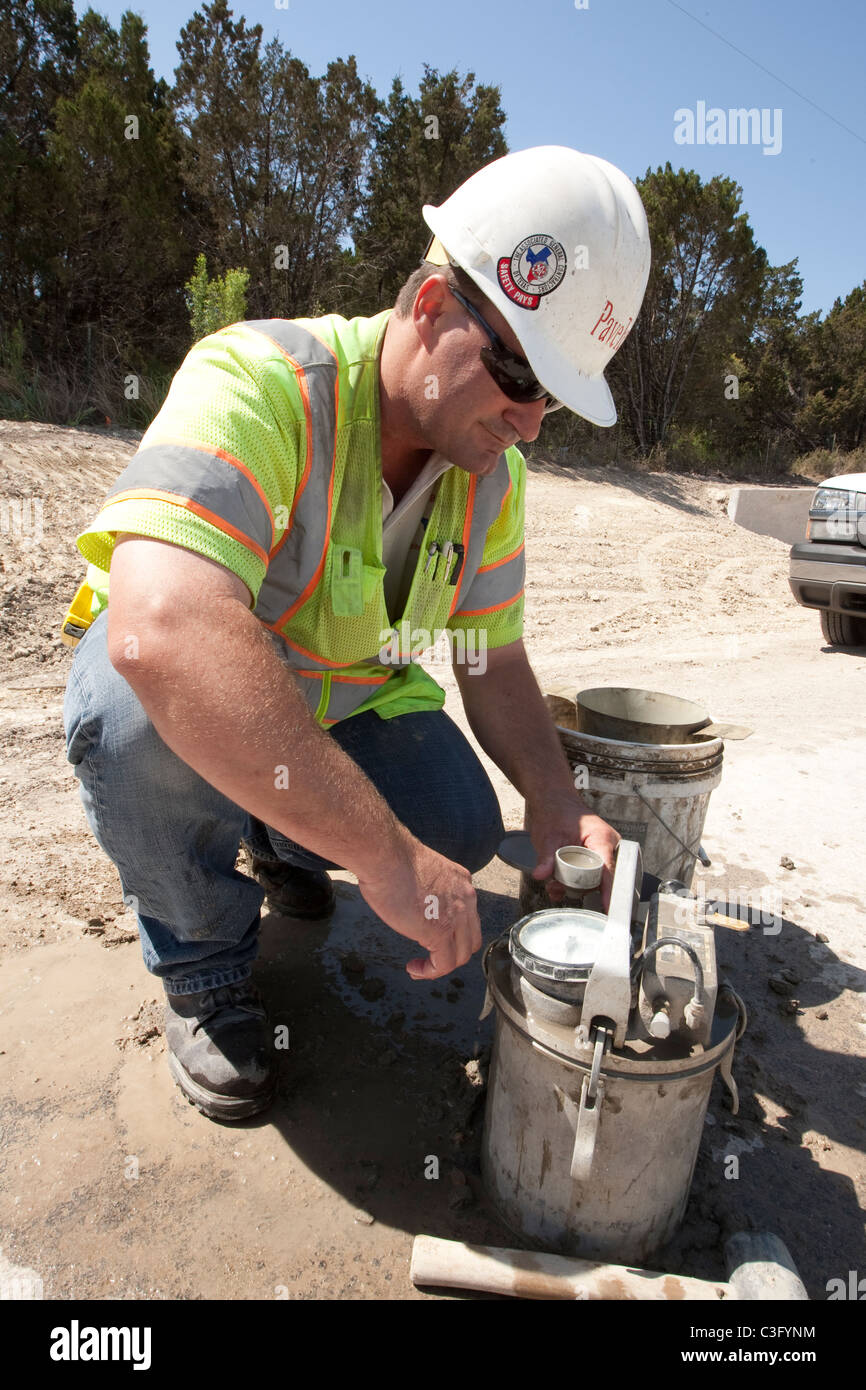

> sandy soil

[{"left": 0, "top": 420, "right": 863, "bottom": 1302}]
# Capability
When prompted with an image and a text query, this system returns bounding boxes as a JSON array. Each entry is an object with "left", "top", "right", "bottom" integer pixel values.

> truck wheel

[{"left": 820, "top": 610, "right": 866, "bottom": 646}]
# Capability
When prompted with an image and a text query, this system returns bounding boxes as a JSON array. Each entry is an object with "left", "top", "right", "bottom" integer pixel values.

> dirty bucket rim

[{"left": 562, "top": 726, "right": 725, "bottom": 755}]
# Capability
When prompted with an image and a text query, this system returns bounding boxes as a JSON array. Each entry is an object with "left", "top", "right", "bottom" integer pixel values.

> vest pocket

[
  {"left": 398, "top": 548, "right": 460, "bottom": 646},
  {"left": 329, "top": 543, "right": 363, "bottom": 616},
  {"left": 327, "top": 541, "right": 387, "bottom": 618}
]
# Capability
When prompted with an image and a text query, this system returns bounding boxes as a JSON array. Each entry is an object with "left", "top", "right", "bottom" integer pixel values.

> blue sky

[{"left": 75, "top": 0, "right": 865, "bottom": 316}]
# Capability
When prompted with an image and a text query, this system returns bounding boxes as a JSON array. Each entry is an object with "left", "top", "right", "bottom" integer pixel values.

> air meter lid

[{"left": 509, "top": 907, "right": 607, "bottom": 984}]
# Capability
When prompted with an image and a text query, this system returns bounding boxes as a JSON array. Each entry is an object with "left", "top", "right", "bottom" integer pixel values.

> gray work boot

[
  {"left": 164, "top": 980, "right": 277, "bottom": 1121},
  {"left": 243, "top": 847, "right": 336, "bottom": 921}
]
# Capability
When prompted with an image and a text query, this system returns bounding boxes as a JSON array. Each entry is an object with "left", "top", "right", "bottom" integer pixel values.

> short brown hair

[{"left": 393, "top": 258, "right": 483, "bottom": 318}]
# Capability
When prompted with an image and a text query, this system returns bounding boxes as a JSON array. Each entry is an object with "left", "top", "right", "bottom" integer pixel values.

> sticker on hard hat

[{"left": 498, "top": 235, "right": 567, "bottom": 309}]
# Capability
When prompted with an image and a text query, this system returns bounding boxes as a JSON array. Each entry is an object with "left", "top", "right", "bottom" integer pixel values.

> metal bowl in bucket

[
  {"left": 509, "top": 907, "right": 607, "bottom": 1004},
  {"left": 576, "top": 687, "right": 715, "bottom": 745}
]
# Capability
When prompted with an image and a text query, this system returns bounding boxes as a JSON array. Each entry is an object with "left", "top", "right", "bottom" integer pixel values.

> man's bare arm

[
  {"left": 453, "top": 638, "right": 620, "bottom": 903},
  {"left": 106, "top": 536, "right": 481, "bottom": 978}
]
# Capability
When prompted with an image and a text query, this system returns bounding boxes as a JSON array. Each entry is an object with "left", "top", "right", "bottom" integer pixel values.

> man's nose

[{"left": 503, "top": 396, "right": 547, "bottom": 443}]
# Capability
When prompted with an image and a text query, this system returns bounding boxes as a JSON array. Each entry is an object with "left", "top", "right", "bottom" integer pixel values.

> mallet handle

[{"left": 411, "top": 1236, "right": 733, "bottom": 1301}]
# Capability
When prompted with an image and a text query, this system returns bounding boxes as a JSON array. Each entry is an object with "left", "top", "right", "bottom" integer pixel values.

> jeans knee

[
  {"left": 73, "top": 655, "right": 205, "bottom": 802},
  {"left": 445, "top": 782, "right": 504, "bottom": 874},
  {"left": 458, "top": 821, "right": 503, "bottom": 874}
]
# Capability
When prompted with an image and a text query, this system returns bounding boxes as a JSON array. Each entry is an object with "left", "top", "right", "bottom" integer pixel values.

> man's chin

[
  {"left": 455, "top": 451, "right": 502, "bottom": 477},
  {"left": 474, "top": 428, "right": 510, "bottom": 467},
  {"left": 441, "top": 430, "right": 507, "bottom": 474}
]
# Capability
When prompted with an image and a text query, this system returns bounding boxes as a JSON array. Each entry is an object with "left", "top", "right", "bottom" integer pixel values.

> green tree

[
  {"left": 44, "top": 8, "right": 190, "bottom": 372},
  {"left": 171, "top": 0, "right": 262, "bottom": 268},
  {"left": 346, "top": 66, "right": 508, "bottom": 314},
  {"left": 717, "top": 258, "right": 807, "bottom": 467},
  {"left": 608, "top": 163, "right": 767, "bottom": 456},
  {"left": 172, "top": 4, "right": 379, "bottom": 318},
  {"left": 794, "top": 283, "right": 866, "bottom": 452},
  {"left": 259, "top": 50, "right": 380, "bottom": 315},
  {"left": 0, "top": 0, "right": 79, "bottom": 336},
  {"left": 185, "top": 252, "right": 249, "bottom": 340}
]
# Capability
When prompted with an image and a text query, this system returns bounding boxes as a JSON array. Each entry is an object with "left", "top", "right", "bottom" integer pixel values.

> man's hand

[
  {"left": 355, "top": 841, "right": 482, "bottom": 981},
  {"left": 528, "top": 791, "right": 621, "bottom": 910}
]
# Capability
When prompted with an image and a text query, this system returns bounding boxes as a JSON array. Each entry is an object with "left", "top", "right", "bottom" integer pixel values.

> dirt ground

[{"left": 0, "top": 420, "right": 864, "bottom": 1302}]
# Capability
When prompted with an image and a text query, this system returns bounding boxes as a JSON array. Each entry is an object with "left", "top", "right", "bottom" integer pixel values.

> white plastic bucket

[{"left": 529, "top": 728, "right": 723, "bottom": 889}]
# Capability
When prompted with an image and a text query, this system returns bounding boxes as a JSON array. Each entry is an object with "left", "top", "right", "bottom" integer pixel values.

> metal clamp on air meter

[
  {"left": 573, "top": 838, "right": 642, "bottom": 1051},
  {"left": 564, "top": 839, "right": 642, "bottom": 1182}
]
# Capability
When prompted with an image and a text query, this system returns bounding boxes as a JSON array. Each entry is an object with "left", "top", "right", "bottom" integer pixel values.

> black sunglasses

[{"left": 449, "top": 286, "right": 562, "bottom": 414}]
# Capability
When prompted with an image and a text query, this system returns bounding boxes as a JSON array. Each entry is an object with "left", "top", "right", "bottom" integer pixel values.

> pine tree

[{"left": 347, "top": 66, "right": 507, "bottom": 315}]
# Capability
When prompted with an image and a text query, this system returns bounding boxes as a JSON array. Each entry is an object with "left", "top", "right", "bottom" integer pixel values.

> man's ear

[{"left": 412, "top": 274, "right": 451, "bottom": 350}]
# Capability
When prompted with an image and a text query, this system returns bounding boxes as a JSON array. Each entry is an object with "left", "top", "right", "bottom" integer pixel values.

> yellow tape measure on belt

[{"left": 61, "top": 582, "right": 95, "bottom": 648}]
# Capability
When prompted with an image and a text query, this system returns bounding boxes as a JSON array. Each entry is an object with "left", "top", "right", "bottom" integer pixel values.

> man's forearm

[
  {"left": 110, "top": 596, "right": 415, "bottom": 878},
  {"left": 455, "top": 648, "right": 580, "bottom": 808}
]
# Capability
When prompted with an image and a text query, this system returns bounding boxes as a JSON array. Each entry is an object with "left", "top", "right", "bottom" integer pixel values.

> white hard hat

[{"left": 422, "top": 145, "right": 651, "bottom": 426}]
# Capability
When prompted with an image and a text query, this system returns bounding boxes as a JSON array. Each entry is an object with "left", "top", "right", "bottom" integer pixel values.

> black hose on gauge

[
  {"left": 631, "top": 936, "right": 704, "bottom": 994},
  {"left": 631, "top": 935, "right": 707, "bottom": 1032}
]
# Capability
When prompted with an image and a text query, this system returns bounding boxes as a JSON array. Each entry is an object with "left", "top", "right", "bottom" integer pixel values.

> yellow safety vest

[{"left": 68, "top": 310, "right": 527, "bottom": 724}]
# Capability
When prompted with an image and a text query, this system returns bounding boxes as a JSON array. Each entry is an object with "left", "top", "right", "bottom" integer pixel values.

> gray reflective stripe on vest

[
  {"left": 104, "top": 442, "right": 274, "bottom": 555},
  {"left": 266, "top": 631, "right": 392, "bottom": 724},
  {"left": 265, "top": 637, "right": 339, "bottom": 716},
  {"left": 236, "top": 321, "right": 339, "bottom": 632},
  {"left": 321, "top": 673, "right": 392, "bottom": 723},
  {"left": 452, "top": 545, "right": 525, "bottom": 614},
  {"left": 446, "top": 460, "right": 514, "bottom": 619},
  {"left": 265, "top": 629, "right": 392, "bottom": 717},
  {"left": 286, "top": 670, "right": 323, "bottom": 717}
]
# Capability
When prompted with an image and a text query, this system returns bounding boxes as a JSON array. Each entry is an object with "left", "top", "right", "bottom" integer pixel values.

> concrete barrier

[{"left": 727, "top": 486, "right": 813, "bottom": 545}]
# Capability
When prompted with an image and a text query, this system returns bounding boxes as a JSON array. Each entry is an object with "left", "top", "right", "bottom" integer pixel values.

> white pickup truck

[{"left": 788, "top": 472, "right": 866, "bottom": 646}]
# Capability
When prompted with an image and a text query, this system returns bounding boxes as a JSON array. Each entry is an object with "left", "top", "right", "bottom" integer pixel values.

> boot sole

[{"left": 167, "top": 1050, "right": 277, "bottom": 1122}]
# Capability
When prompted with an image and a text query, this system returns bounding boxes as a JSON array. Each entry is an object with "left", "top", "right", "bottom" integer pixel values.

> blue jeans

[{"left": 63, "top": 611, "right": 504, "bottom": 994}]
